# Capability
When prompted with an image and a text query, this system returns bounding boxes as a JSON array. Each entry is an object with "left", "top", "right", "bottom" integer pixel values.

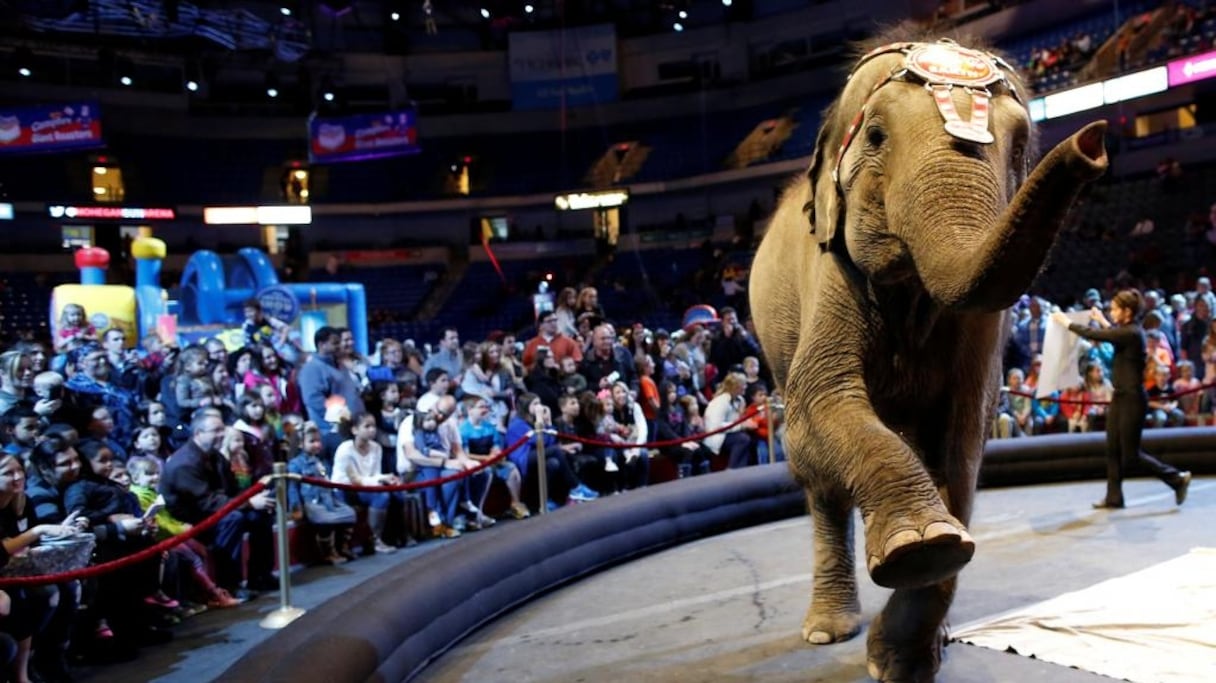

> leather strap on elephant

[{"left": 831, "top": 39, "right": 1022, "bottom": 189}]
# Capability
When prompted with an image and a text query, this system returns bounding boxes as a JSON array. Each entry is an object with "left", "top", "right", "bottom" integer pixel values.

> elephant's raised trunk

[{"left": 930, "top": 120, "right": 1109, "bottom": 311}]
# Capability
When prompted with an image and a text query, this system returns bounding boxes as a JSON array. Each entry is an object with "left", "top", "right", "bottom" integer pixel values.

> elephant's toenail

[{"left": 882, "top": 529, "right": 923, "bottom": 559}]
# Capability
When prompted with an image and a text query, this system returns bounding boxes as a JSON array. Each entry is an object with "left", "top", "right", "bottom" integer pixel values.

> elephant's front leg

[
  {"left": 866, "top": 579, "right": 956, "bottom": 683},
  {"left": 786, "top": 391, "right": 973, "bottom": 591},
  {"left": 866, "top": 360, "right": 991, "bottom": 680},
  {"left": 802, "top": 485, "right": 861, "bottom": 644}
]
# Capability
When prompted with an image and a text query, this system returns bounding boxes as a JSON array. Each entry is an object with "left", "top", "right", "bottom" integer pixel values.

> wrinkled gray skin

[{"left": 749, "top": 38, "right": 1108, "bottom": 682}]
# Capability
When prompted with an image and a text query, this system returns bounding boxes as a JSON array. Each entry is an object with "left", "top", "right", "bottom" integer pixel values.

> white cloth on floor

[{"left": 951, "top": 547, "right": 1216, "bottom": 683}]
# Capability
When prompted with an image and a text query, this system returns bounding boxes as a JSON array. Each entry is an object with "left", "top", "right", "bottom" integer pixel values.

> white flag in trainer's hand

[{"left": 1037, "top": 310, "right": 1091, "bottom": 398}]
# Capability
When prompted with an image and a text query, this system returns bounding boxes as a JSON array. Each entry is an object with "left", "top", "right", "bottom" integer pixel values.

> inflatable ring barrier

[{"left": 222, "top": 428, "right": 1216, "bottom": 682}]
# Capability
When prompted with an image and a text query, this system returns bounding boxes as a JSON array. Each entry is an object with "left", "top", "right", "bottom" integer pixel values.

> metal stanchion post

[
  {"left": 765, "top": 397, "right": 775, "bottom": 465},
  {"left": 534, "top": 416, "right": 549, "bottom": 515},
  {"left": 260, "top": 462, "right": 306, "bottom": 629}
]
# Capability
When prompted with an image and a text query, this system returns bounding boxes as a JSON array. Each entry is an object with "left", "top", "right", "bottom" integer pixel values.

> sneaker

[
  {"left": 373, "top": 539, "right": 398, "bottom": 554},
  {"left": 546, "top": 500, "right": 560, "bottom": 512},
  {"left": 460, "top": 501, "right": 482, "bottom": 517},
  {"left": 1175, "top": 471, "right": 1192, "bottom": 506},
  {"left": 427, "top": 510, "right": 442, "bottom": 527},
  {"left": 570, "top": 484, "right": 600, "bottom": 501},
  {"left": 144, "top": 591, "right": 180, "bottom": 609},
  {"left": 433, "top": 524, "right": 461, "bottom": 539},
  {"left": 207, "top": 589, "right": 242, "bottom": 609},
  {"left": 603, "top": 459, "right": 619, "bottom": 473},
  {"left": 509, "top": 502, "right": 531, "bottom": 519},
  {"left": 452, "top": 516, "right": 467, "bottom": 532},
  {"left": 477, "top": 513, "right": 496, "bottom": 528}
]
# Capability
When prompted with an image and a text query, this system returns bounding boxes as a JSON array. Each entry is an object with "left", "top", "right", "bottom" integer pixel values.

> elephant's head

[{"left": 806, "top": 36, "right": 1108, "bottom": 311}]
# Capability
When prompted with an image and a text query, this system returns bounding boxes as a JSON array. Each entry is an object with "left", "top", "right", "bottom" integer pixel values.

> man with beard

[{"left": 64, "top": 346, "right": 139, "bottom": 447}]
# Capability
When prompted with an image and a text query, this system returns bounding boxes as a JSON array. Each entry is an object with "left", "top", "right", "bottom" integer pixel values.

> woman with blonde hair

[
  {"left": 702, "top": 372, "right": 758, "bottom": 469},
  {"left": 554, "top": 287, "right": 580, "bottom": 339},
  {"left": 0, "top": 351, "right": 33, "bottom": 415},
  {"left": 575, "top": 287, "right": 604, "bottom": 320}
]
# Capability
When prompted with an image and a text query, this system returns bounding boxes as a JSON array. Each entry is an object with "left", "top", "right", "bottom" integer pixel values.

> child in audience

[
  {"left": 745, "top": 384, "right": 784, "bottom": 463},
  {"left": 233, "top": 394, "right": 276, "bottom": 483},
  {"left": 174, "top": 346, "right": 215, "bottom": 425},
  {"left": 1172, "top": 360, "right": 1204, "bottom": 425},
  {"left": 1, "top": 406, "right": 41, "bottom": 463},
  {"left": 85, "top": 406, "right": 129, "bottom": 462},
  {"left": 288, "top": 422, "right": 360, "bottom": 563},
  {"left": 333, "top": 412, "right": 412, "bottom": 551},
  {"left": 220, "top": 427, "right": 253, "bottom": 490},
  {"left": 460, "top": 396, "right": 528, "bottom": 519},
  {"left": 256, "top": 383, "right": 284, "bottom": 439},
  {"left": 129, "top": 425, "right": 165, "bottom": 469},
  {"left": 54, "top": 303, "right": 97, "bottom": 354},
  {"left": 372, "top": 381, "right": 404, "bottom": 450},
  {"left": 127, "top": 457, "right": 242, "bottom": 609}
]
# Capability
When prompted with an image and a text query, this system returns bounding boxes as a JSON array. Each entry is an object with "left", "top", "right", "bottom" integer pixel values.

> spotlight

[
  {"left": 480, "top": 8, "right": 490, "bottom": 19},
  {"left": 673, "top": 22, "right": 683, "bottom": 32},
  {"left": 323, "top": 90, "right": 335, "bottom": 102},
  {"left": 266, "top": 73, "right": 280, "bottom": 99},
  {"left": 679, "top": 10, "right": 687, "bottom": 19},
  {"left": 120, "top": 75, "right": 133, "bottom": 86},
  {"left": 390, "top": 11, "right": 400, "bottom": 21},
  {"left": 186, "top": 79, "right": 199, "bottom": 92},
  {"left": 525, "top": 4, "right": 534, "bottom": 12},
  {"left": 280, "top": 6, "right": 292, "bottom": 16},
  {"left": 267, "top": 87, "right": 279, "bottom": 98},
  {"left": 14, "top": 46, "right": 33, "bottom": 78},
  {"left": 722, "top": 0, "right": 732, "bottom": 5}
]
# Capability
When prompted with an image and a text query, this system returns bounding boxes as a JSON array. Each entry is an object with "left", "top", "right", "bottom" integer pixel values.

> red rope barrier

[
  {"left": 0, "top": 482, "right": 268, "bottom": 588},
  {"left": 302, "top": 435, "right": 529, "bottom": 493},
  {"left": 1006, "top": 378, "right": 1216, "bottom": 406}
]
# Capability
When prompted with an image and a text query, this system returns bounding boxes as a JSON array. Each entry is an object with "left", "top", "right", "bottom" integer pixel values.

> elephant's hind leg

[{"left": 802, "top": 486, "right": 861, "bottom": 644}]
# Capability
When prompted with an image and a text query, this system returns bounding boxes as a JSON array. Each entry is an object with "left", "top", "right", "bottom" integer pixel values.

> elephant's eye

[{"left": 864, "top": 125, "right": 886, "bottom": 149}]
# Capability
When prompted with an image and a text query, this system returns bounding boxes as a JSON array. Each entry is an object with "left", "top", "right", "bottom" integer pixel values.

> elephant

[{"left": 749, "top": 31, "right": 1108, "bottom": 682}]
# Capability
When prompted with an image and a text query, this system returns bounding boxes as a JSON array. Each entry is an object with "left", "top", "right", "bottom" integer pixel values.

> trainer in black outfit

[{"left": 1051, "top": 289, "right": 1192, "bottom": 509}]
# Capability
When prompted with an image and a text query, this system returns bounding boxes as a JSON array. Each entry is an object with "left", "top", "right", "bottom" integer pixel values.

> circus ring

[{"left": 221, "top": 428, "right": 1216, "bottom": 682}]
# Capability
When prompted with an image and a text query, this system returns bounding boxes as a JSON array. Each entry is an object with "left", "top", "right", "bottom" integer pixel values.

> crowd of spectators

[
  {"left": 997, "top": 274, "right": 1216, "bottom": 438},
  {"left": 0, "top": 279, "right": 787, "bottom": 682}
]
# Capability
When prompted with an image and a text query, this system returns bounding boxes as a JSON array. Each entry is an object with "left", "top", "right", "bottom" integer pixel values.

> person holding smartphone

[{"left": 1052, "top": 289, "right": 1192, "bottom": 509}]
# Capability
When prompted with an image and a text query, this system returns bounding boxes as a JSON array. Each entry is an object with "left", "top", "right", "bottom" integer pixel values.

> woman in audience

[
  {"left": 0, "top": 452, "right": 79, "bottom": 683},
  {"left": 208, "top": 360, "right": 239, "bottom": 422},
  {"left": 463, "top": 341, "right": 514, "bottom": 427},
  {"left": 575, "top": 287, "right": 604, "bottom": 321},
  {"left": 0, "top": 351, "right": 33, "bottom": 416},
  {"left": 610, "top": 381, "right": 649, "bottom": 490},
  {"left": 655, "top": 381, "right": 711, "bottom": 477},
  {"left": 702, "top": 372, "right": 758, "bottom": 468},
  {"left": 28, "top": 437, "right": 155, "bottom": 655},
  {"left": 243, "top": 344, "right": 300, "bottom": 415},
  {"left": 1173, "top": 359, "right": 1204, "bottom": 425},
  {"left": 505, "top": 393, "right": 597, "bottom": 510},
  {"left": 554, "top": 287, "right": 580, "bottom": 340}
]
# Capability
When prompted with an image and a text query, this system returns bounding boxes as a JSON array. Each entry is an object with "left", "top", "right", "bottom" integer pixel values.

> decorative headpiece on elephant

[{"left": 749, "top": 27, "right": 1107, "bottom": 682}]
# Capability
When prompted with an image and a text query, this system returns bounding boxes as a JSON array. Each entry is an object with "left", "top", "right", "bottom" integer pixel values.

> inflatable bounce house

[
  {"left": 52, "top": 242, "right": 369, "bottom": 356},
  {"left": 179, "top": 247, "right": 369, "bottom": 356},
  {"left": 51, "top": 238, "right": 171, "bottom": 349}
]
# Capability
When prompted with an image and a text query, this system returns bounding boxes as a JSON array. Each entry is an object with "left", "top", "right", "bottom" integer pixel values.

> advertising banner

[
  {"left": 308, "top": 109, "right": 418, "bottom": 164},
  {"left": 509, "top": 23, "right": 618, "bottom": 110},
  {"left": 1168, "top": 49, "right": 1216, "bottom": 86},
  {"left": 0, "top": 101, "right": 104, "bottom": 156}
]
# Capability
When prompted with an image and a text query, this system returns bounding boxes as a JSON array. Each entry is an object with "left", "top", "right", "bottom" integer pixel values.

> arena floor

[{"left": 75, "top": 475, "right": 1213, "bottom": 682}]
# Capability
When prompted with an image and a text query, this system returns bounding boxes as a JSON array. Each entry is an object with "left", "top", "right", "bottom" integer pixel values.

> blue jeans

[
  {"left": 211, "top": 508, "right": 274, "bottom": 591},
  {"left": 416, "top": 466, "right": 462, "bottom": 524}
]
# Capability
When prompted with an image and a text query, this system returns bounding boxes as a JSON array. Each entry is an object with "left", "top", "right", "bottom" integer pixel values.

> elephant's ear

[{"left": 805, "top": 102, "right": 844, "bottom": 251}]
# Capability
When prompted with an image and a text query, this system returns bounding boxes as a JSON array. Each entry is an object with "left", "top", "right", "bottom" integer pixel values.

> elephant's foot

[
  {"left": 801, "top": 604, "right": 861, "bottom": 644},
  {"left": 864, "top": 514, "right": 974, "bottom": 590},
  {"left": 865, "top": 613, "right": 944, "bottom": 683}
]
